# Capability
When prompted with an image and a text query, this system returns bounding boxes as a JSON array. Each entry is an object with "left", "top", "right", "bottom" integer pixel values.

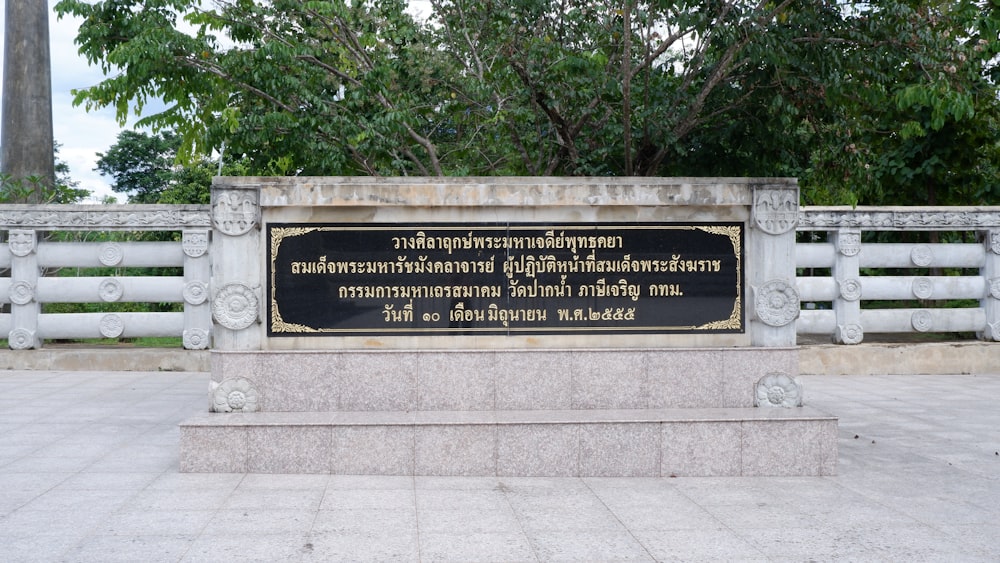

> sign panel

[{"left": 268, "top": 223, "right": 743, "bottom": 336}]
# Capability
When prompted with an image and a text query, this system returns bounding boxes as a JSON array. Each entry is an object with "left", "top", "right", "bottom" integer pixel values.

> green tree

[
  {"left": 95, "top": 130, "right": 181, "bottom": 203},
  {"left": 95, "top": 129, "right": 245, "bottom": 204},
  {"left": 56, "top": 0, "right": 1000, "bottom": 204}
]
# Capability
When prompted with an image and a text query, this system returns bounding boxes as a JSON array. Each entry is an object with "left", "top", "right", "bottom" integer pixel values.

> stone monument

[{"left": 180, "top": 177, "right": 837, "bottom": 476}]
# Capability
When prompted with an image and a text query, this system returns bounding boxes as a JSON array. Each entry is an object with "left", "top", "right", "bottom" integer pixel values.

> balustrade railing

[
  {"left": 0, "top": 203, "right": 997, "bottom": 349},
  {"left": 796, "top": 207, "right": 1000, "bottom": 343},
  {"left": 0, "top": 205, "right": 212, "bottom": 349}
]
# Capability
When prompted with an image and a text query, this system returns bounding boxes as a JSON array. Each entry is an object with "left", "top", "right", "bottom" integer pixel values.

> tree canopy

[{"left": 56, "top": 0, "right": 1000, "bottom": 205}]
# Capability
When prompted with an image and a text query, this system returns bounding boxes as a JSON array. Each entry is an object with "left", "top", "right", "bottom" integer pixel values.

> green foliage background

[{"left": 53, "top": 0, "right": 1000, "bottom": 207}]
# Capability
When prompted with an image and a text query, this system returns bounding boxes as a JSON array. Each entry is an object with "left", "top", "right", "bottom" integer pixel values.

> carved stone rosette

[
  {"left": 210, "top": 377, "right": 260, "bottom": 413},
  {"left": 183, "top": 281, "right": 209, "bottom": 305},
  {"left": 99, "top": 278, "right": 125, "bottom": 302},
  {"left": 100, "top": 314, "right": 125, "bottom": 338},
  {"left": 9, "top": 281, "right": 34, "bottom": 305},
  {"left": 8, "top": 328, "right": 36, "bottom": 350},
  {"left": 8, "top": 230, "right": 36, "bottom": 257},
  {"left": 836, "top": 323, "right": 864, "bottom": 345},
  {"left": 912, "top": 277, "right": 934, "bottom": 300},
  {"left": 752, "top": 188, "right": 798, "bottom": 235},
  {"left": 182, "top": 230, "right": 210, "bottom": 258},
  {"left": 990, "top": 278, "right": 1000, "bottom": 300},
  {"left": 183, "top": 328, "right": 210, "bottom": 350},
  {"left": 212, "top": 283, "right": 259, "bottom": 330},
  {"left": 213, "top": 190, "right": 258, "bottom": 236},
  {"left": 910, "top": 245, "right": 933, "bottom": 267},
  {"left": 754, "top": 373, "right": 803, "bottom": 408},
  {"left": 911, "top": 310, "right": 934, "bottom": 332},
  {"left": 98, "top": 242, "right": 124, "bottom": 266},
  {"left": 839, "top": 278, "right": 862, "bottom": 301},
  {"left": 989, "top": 231, "right": 1000, "bottom": 255},
  {"left": 754, "top": 280, "right": 800, "bottom": 327}
]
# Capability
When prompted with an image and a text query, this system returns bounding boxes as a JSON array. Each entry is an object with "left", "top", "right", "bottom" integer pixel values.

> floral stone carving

[
  {"left": 755, "top": 373, "right": 803, "bottom": 408},
  {"left": 754, "top": 280, "right": 800, "bottom": 327},
  {"left": 210, "top": 377, "right": 260, "bottom": 412},
  {"left": 989, "top": 278, "right": 1000, "bottom": 300},
  {"left": 212, "top": 283, "right": 259, "bottom": 330}
]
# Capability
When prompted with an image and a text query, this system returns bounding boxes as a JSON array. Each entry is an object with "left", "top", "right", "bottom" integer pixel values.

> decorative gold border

[{"left": 269, "top": 223, "right": 743, "bottom": 334}]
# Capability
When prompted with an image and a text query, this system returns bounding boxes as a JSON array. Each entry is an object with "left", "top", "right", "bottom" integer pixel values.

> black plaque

[{"left": 268, "top": 223, "right": 743, "bottom": 336}]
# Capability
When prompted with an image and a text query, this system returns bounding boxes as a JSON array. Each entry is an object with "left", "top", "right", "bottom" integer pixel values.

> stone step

[{"left": 179, "top": 407, "right": 837, "bottom": 477}]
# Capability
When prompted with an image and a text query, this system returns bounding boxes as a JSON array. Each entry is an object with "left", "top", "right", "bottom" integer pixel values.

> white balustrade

[
  {"left": 797, "top": 207, "right": 1000, "bottom": 343},
  {"left": 1, "top": 201, "right": 998, "bottom": 349},
  {"left": 0, "top": 205, "right": 212, "bottom": 349}
]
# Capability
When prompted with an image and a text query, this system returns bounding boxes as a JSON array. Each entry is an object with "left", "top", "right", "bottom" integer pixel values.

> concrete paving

[{"left": 1, "top": 369, "right": 998, "bottom": 562}]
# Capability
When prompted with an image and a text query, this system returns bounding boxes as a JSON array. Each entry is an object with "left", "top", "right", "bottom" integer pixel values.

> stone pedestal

[{"left": 180, "top": 177, "right": 837, "bottom": 476}]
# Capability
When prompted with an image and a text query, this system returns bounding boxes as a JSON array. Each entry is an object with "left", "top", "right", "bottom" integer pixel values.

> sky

[{"left": 1, "top": 1, "right": 434, "bottom": 204}]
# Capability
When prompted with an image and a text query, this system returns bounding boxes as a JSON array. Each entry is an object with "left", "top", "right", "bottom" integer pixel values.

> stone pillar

[
  {"left": 7, "top": 230, "right": 41, "bottom": 349},
  {"left": 1, "top": 0, "right": 55, "bottom": 195},
  {"left": 210, "top": 181, "right": 262, "bottom": 350},
  {"left": 980, "top": 229, "right": 1000, "bottom": 341},
  {"left": 832, "top": 228, "right": 863, "bottom": 344},
  {"left": 182, "top": 229, "right": 212, "bottom": 350},
  {"left": 748, "top": 183, "right": 800, "bottom": 347}
]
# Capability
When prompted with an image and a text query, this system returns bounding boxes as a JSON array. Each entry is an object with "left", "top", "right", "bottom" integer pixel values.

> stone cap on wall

[{"left": 213, "top": 176, "right": 797, "bottom": 208}]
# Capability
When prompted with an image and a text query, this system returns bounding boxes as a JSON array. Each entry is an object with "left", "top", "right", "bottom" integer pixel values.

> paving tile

[
  {"left": 419, "top": 531, "right": 538, "bottom": 562},
  {"left": 525, "top": 529, "right": 655, "bottom": 562},
  {"left": 303, "top": 529, "right": 420, "bottom": 561}
]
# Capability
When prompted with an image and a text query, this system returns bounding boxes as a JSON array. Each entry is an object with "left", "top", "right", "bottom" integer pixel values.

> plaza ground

[{"left": 1, "top": 366, "right": 998, "bottom": 561}]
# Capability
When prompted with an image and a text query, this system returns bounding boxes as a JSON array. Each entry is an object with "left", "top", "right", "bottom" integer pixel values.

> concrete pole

[{"left": 2, "top": 0, "right": 55, "bottom": 200}]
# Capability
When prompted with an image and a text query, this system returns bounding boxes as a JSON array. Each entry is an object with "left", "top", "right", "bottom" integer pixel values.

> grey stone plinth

[
  {"left": 211, "top": 348, "right": 798, "bottom": 412},
  {"left": 179, "top": 407, "right": 837, "bottom": 477}
]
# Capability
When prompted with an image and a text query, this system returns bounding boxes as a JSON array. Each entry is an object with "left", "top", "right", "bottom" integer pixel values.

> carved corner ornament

[
  {"left": 212, "top": 283, "right": 260, "bottom": 330},
  {"left": 183, "top": 328, "right": 211, "bottom": 350},
  {"left": 755, "top": 373, "right": 803, "bottom": 408},
  {"left": 8, "top": 328, "right": 37, "bottom": 350},
  {"left": 213, "top": 190, "right": 259, "bottom": 236},
  {"left": 210, "top": 377, "right": 260, "bottom": 413},
  {"left": 182, "top": 230, "right": 210, "bottom": 258},
  {"left": 8, "top": 230, "right": 36, "bottom": 257},
  {"left": 835, "top": 230, "right": 861, "bottom": 256},
  {"left": 754, "top": 279, "right": 800, "bottom": 327},
  {"left": 836, "top": 323, "right": 864, "bottom": 345},
  {"left": 752, "top": 188, "right": 798, "bottom": 235}
]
